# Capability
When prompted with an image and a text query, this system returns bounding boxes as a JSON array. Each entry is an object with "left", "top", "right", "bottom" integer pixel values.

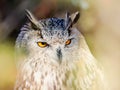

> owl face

[{"left": 17, "top": 10, "right": 80, "bottom": 65}]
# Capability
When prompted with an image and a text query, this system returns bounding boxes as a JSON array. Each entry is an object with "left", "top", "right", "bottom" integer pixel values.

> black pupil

[{"left": 41, "top": 42, "right": 46, "bottom": 45}]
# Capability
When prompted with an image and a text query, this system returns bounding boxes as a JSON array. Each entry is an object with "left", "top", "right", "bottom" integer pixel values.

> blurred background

[{"left": 0, "top": 0, "right": 120, "bottom": 90}]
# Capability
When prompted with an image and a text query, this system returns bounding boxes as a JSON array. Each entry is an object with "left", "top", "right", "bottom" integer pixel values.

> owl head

[{"left": 16, "top": 10, "right": 80, "bottom": 65}]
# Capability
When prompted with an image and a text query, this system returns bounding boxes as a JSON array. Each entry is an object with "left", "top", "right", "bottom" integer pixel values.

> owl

[{"left": 14, "top": 10, "right": 107, "bottom": 90}]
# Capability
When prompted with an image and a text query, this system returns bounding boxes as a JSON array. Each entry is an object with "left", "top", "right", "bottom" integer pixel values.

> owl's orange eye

[
  {"left": 37, "top": 42, "right": 48, "bottom": 48},
  {"left": 65, "top": 39, "right": 71, "bottom": 45}
]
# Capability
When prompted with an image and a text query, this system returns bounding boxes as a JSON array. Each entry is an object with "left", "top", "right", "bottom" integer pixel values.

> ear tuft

[
  {"left": 25, "top": 9, "right": 44, "bottom": 31},
  {"left": 65, "top": 12, "right": 70, "bottom": 27},
  {"left": 70, "top": 11, "right": 80, "bottom": 24},
  {"left": 25, "top": 9, "right": 38, "bottom": 25},
  {"left": 65, "top": 11, "right": 80, "bottom": 30}
]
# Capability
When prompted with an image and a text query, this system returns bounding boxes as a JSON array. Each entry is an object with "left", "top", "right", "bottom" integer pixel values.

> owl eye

[
  {"left": 37, "top": 42, "right": 48, "bottom": 48},
  {"left": 65, "top": 39, "right": 71, "bottom": 45}
]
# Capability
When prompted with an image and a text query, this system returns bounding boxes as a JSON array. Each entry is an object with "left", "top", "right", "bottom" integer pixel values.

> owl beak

[{"left": 56, "top": 48, "right": 62, "bottom": 64}]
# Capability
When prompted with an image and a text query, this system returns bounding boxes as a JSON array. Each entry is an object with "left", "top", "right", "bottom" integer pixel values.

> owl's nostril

[{"left": 56, "top": 48, "right": 62, "bottom": 63}]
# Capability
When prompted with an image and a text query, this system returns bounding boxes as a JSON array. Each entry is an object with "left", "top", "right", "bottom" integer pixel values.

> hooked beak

[{"left": 56, "top": 48, "right": 62, "bottom": 64}]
